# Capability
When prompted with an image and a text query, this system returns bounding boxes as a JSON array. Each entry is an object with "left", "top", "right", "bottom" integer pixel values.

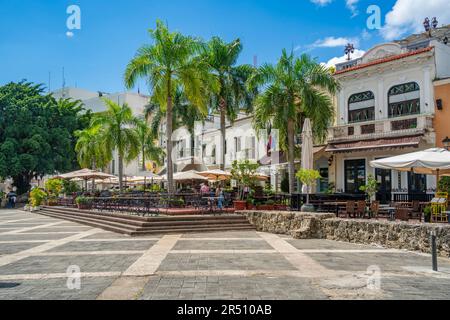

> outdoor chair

[
  {"left": 411, "top": 200, "right": 422, "bottom": 221},
  {"left": 338, "top": 201, "right": 355, "bottom": 218},
  {"left": 370, "top": 201, "right": 380, "bottom": 219},
  {"left": 395, "top": 207, "right": 410, "bottom": 222},
  {"left": 356, "top": 200, "right": 367, "bottom": 218}
]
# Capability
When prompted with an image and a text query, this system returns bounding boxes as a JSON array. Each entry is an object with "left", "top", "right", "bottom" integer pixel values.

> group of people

[
  {"left": 200, "top": 183, "right": 225, "bottom": 209},
  {"left": 2, "top": 190, "right": 17, "bottom": 209}
]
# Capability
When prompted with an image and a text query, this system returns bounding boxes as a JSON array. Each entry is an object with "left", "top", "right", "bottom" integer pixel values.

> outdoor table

[
  {"left": 380, "top": 206, "right": 396, "bottom": 221},
  {"left": 323, "top": 201, "right": 347, "bottom": 217}
]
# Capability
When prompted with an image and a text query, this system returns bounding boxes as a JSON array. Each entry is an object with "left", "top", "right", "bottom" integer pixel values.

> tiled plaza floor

[{"left": 0, "top": 209, "right": 450, "bottom": 300}]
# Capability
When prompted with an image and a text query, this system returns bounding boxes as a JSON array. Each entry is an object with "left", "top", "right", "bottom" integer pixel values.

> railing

[
  {"left": 329, "top": 114, "right": 434, "bottom": 142},
  {"left": 391, "top": 193, "right": 434, "bottom": 202},
  {"left": 289, "top": 193, "right": 366, "bottom": 211}
]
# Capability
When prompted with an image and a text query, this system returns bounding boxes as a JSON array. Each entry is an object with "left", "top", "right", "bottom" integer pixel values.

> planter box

[
  {"left": 234, "top": 201, "right": 247, "bottom": 211},
  {"left": 256, "top": 205, "right": 275, "bottom": 211},
  {"left": 274, "top": 204, "right": 288, "bottom": 211}
]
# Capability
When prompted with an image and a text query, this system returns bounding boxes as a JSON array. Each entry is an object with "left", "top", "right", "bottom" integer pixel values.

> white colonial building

[{"left": 327, "top": 30, "right": 450, "bottom": 203}]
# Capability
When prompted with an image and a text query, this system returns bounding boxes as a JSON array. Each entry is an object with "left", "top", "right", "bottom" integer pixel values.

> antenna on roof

[{"left": 48, "top": 72, "right": 51, "bottom": 93}]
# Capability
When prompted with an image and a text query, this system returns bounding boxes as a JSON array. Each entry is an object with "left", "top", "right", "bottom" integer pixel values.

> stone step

[
  {"left": 42, "top": 207, "right": 248, "bottom": 228},
  {"left": 38, "top": 211, "right": 137, "bottom": 235},
  {"left": 37, "top": 208, "right": 255, "bottom": 236},
  {"left": 42, "top": 206, "right": 245, "bottom": 223}
]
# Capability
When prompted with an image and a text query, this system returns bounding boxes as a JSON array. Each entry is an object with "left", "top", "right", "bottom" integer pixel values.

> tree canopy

[{"left": 0, "top": 81, "right": 91, "bottom": 194}]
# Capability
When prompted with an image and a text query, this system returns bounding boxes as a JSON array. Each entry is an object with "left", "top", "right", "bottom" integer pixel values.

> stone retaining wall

[{"left": 242, "top": 211, "right": 450, "bottom": 258}]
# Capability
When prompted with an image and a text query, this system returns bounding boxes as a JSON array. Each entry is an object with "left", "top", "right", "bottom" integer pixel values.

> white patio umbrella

[
  {"left": 54, "top": 169, "right": 116, "bottom": 191},
  {"left": 199, "top": 169, "right": 232, "bottom": 182},
  {"left": 370, "top": 148, "right": 450, "bottom": 190},
  {"left": 173, "top": 171, "right": 208, "bottom": 182},
  {"left": 301, "top": 118, "right": 314, "bottom": 194}
]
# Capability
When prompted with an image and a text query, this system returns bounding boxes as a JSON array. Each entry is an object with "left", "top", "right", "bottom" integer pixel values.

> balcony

[
  {"left": 176, "top": 148, "right": 202, "bottom": 161},
  {"left": 329, "top": 114, "right": 434, "bottom": 143}
]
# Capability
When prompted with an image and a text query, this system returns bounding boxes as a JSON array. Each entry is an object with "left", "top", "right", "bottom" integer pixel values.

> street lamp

[
  {"left": 442, "top": 137, "right": 450, "bottom": 151},
  {"left": 344, "top": 43, "right": 355, "bottom": 61},
  {"left": 423, "top": 17, "right": 431, "bottom": 32},
  {"left": 432, "top": 17, "right": 439, "bottom": 29}
]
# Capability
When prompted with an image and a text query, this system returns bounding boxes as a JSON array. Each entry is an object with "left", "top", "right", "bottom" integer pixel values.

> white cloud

[
  {"left": 346, "top": 0, "right": 360, "bottom": 17},
  {"left": 311, "top": 36, "right": 360, "bottom": 48},
  {"left": 324, "top": 49, "right": 366, "bottom": 68},
  {"left": 66, "top": 31, "right": 74, "bottom": 38},
  {"left": 310, "top": 0, "right": 333, "bottom": 6},
  {"left": 382, "top": 0, "right": 450, "bottom": 40}
]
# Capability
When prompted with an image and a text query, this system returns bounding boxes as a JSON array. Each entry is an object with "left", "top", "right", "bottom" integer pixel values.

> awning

[{"left": 326, "top": 136, "right": 421, "bottom": 153}]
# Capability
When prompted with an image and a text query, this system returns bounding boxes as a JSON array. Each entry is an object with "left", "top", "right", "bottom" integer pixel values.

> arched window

[
  {"left": 388, "top": 82, "right": 420, "bottom": 118},
  {"left": 348, "top": 91, "right": 375, "bottom": 123}
]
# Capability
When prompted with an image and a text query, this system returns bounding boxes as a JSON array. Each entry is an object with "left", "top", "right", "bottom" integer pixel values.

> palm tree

[
  {"left": 135, "top": 118, "right": 164, "bottom": 171},
  {"left": 92, "top": 99, "right": 140, "bottom": 192},
  {"left": 124, "top": 20, "right": 212, "bottom": 193},
  {"left": 74, "top": 125, "right": 111, "bottom": 170},
  {"left": 203, "top": 37, "right": 256, "bottom": 170},
  {"left": 145, "top": 89, "right": 205, "bottom": 140},
  {"left": 250, "top": 50, "right": 339, "bottom": 193}
]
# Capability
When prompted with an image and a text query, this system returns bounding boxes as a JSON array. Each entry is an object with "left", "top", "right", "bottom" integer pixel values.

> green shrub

[
  {"left": 265, "top": 200, "right": 275, "bottom": 205},
  {"left": 75, "top": 196, "right": 92, "bottom": 205},
  {"left": 62, "top": 180, "right": 81, "bottom": 194},
  {"left": 45, "top": 178, "right": 64, "bottom": 195},
  {"left": 29, "top": 188, "right": 47, "bottom": 207}
]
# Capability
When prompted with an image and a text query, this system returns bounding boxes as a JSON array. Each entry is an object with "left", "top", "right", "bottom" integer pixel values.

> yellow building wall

[{"left": 434, "top": 81, "right": 450, "bottom": 148}]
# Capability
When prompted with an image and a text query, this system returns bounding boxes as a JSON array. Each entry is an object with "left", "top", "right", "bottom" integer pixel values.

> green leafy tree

[
  {"left": 124, "top": 20, "right": 212, "bottom": 193},
  {"left": 359, "top": 174, "right": 379, "bottom": 201},
  {"left": 296, "top": 169, "right": 321, "bottom": 205},
  {"left": 250, "top": 50, "right": 339, "bottom": 194},
  {"left": 230, "top": 160, "right": 260, "bottom": 200},
  {"left": 91, "top": 99, "right": 140, "bottom": 192},
  {"left": 203, "top": 37, "right": 257, "bottom": 170},
  {"left": 45, "top": 178, "right": 64, "bottom": 196},
  {"left": 0, "top": 81, "right": 90, "bottom": 194}
]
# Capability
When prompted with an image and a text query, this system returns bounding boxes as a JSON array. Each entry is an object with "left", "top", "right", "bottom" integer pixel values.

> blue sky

[{"left": 0, "top": 0, "right": 448, "bottom": 93}]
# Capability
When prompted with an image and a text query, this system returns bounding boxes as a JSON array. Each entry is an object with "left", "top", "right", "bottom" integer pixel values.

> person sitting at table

[
  {"left": 200, "top": 183, "right": 210, "bottom": 195},
  {"left": 216, "top": 187, "right": 224, "bottom": 210}
]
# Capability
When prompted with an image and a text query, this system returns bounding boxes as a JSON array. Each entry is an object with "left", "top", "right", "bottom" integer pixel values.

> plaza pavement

[{"left": 0, "top": 209, "right": 449, "bottom": 300}]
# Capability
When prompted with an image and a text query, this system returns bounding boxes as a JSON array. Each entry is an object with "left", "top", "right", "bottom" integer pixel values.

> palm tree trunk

[
  {"left": 118, "top": 154, "right": 124, "bottom": 193},
  {"left": 142, "top": 149, "right": 146, "bottom": 172},
  {"left": 220, "top": 100, "right": 226, "bottom": 171},
  {"left": 287, "top": 119, "right": 296, "bottom": 194},
  {"left": 167, "top": 95, "right": 174, "bottom": 194}
]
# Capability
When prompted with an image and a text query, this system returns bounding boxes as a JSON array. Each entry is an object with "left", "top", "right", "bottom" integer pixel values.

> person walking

[
  {"left": 216, "top": 186, "right": 225, "bottom": 210},
  {"left": 7, "top": 190, "right": 17, "bottom": 209}
]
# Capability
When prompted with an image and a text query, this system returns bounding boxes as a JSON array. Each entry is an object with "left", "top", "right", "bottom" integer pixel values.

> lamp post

[
  {"left": 443, "top": 137, "right": 450, "bottom": 151},
  {"left": 344, "top": 43, "right": 355, "bottom": 61}
]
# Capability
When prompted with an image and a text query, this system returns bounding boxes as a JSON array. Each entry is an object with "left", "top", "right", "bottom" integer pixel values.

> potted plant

[
  {"left": 231, "top": 160, "right": 259, "bottom": 211},
  {"left": 29, "top": 188, "right": 47, "bottom": 211},
  {"left": 296, "top": 169, "right": 321, "bottom": 212},
  {"left": 359, "top": 174, "right": 379, "bottom": 203},
  {"left": 423, "top": 205, "right": 432, "bottom": 223},
  {"left": 257, "top": 199, "right": 275, "bottom": 211},
  {"left": 274, "top": 200, "right": 288, "bottom": 211},
  {"left": 47, "top": 195, "right": 59, "bottom": 206},
  {"left": 75, "top": 196, "right": 92, "bottom": 210}
]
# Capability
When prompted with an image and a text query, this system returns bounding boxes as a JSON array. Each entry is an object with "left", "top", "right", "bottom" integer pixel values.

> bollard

[{"left": 431, "top": 230, "right": 438, "bottom": 272}]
